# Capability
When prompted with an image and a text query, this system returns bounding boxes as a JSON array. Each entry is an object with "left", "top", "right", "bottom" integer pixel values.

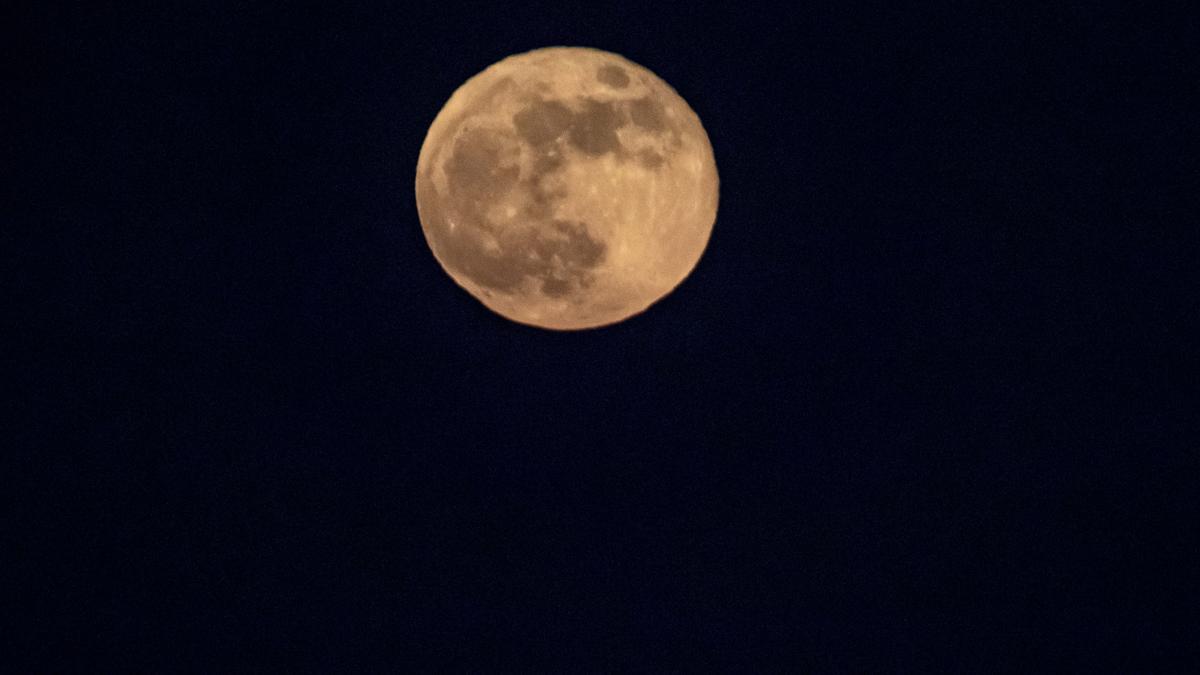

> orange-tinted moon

[{"left": 415, "top": 46, "right": 719, "bottom": 330}]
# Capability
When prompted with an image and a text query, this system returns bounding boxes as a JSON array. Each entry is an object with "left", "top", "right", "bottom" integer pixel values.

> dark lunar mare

[
  {"left": 596, "top": 64, "right": 630, "bottom": 88},
  {"left": 568, "top": 98, "right": 622, "bottom": 155},
  {"left": 444, "top": 128, "right": 520, "bottom": 202},
  {"left": 513, "top": 99, "right": 573, "bottom": 147},
  {"left": 424, "top": 118, "right": 608, "bottom": 299},
  {"left": 628, "top": 96, "right": 666, "bottom": 131}
]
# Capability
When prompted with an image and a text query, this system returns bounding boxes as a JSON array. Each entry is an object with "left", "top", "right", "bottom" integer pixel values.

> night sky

[{"left": 9, "top": 1, "right": 1194, "bottom": 670}]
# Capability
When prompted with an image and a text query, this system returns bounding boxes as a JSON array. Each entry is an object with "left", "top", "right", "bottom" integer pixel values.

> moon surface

[{"left": 415, "top": 46, "right": 719, "bottom": 330}]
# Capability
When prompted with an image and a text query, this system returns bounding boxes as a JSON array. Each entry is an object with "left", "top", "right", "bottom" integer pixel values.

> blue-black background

[{"left": 8, "top": 1, "right": 1195, "bottom": 670}]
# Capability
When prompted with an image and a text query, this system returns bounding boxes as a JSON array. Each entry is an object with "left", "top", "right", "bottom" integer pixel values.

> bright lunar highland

[{"left": 415, "top": 46, "right": 719, "bottom": 330}]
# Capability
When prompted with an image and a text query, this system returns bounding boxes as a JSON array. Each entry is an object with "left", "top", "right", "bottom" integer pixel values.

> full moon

[{"left": 415, "top": 46, "right": 719, "bottom": 330}]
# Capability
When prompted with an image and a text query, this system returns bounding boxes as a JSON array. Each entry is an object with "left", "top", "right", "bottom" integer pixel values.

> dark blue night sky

[{"left": 8, "top": 1, "right": 1193, "bottom": 670}]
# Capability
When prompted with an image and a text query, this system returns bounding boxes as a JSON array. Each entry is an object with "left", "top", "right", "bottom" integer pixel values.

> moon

[{"left": 415, "top": 46, "right": 719, "bottom": 330}]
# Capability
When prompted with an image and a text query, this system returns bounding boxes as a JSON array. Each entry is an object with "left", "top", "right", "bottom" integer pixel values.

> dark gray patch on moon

[
  {"left": 426, "top": 126, "right": 606, "bottom": 298},
  {"left": 513, "top": 99, "right": 573, "bottom": 146},
  {"left": 529, "top": 220, "right": 607, "bottom": 297},
  {"left": 551, "top": 219, "right": 606, "bottom": 268},
  {"left": 596, "top": 65, "right": 630, "bottom": 88},
  {"left": 628, "top": 96, "right": 667, "bottom": 131},
  {"left": 540, "top": 277, "right": 572, "bottom": 297},
  {"left": 517, "top": 95, "right": 630, "bottom": 159},
  {"left": 638, "top": 149, "right": 665, "bottom": 168},
  {"left": 569, "top": 98, "right": 622, "bottom": 155},
  {"left": 444, "top": 128, "right": 520, "bottom": 201},
  {"left": 424, "top": 90, "right": 623, "bottom": 301},
  {"left": 434, "top": 218, "right": 607, "bottom": 299},
  {"left": 524, "top": 143, "right": 568, "bottom": 219}
]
